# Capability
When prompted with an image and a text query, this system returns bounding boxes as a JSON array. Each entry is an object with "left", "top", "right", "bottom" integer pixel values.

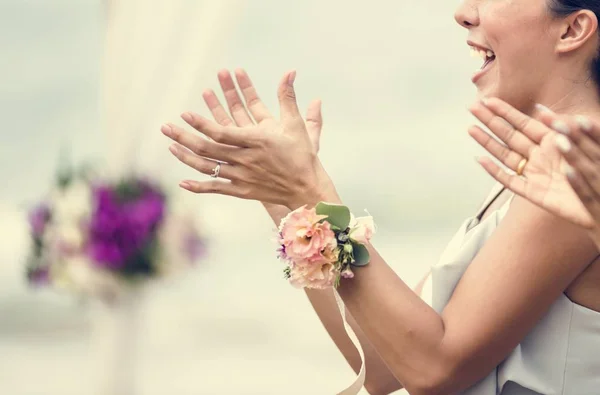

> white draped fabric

[{"left": 102, "top": 0, "right": 245, "bottom": 178}]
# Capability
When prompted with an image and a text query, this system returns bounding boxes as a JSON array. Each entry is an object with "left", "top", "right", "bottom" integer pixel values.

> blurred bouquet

[{"left": 25, "top": 165, "right": 205, "bottom": 301}]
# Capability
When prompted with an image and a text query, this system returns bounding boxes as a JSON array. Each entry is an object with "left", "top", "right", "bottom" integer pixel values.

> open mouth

[
  {"left": 469, "top": 44, "right": 496, "bottom": 83},
  {"left": 470, "top": 46, "right": 496, "bottom": 70}
]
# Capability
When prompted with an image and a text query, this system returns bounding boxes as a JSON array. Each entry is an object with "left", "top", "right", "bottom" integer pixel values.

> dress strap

[{"left": 475, "top": 184, "right": 506, "bottom": 221}]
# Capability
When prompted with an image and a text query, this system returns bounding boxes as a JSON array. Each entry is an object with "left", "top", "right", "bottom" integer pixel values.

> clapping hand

[
  {"left": 161, "top": 70, "right": 338, "bottom": 210},
  {"left": 469, "top": 97, "right": 600, "bottom": 246}
]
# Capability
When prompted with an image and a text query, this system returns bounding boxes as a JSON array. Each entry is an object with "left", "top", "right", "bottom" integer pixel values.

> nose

[{"left": 454, "top": 0, "right": 479, "bottom": 28}]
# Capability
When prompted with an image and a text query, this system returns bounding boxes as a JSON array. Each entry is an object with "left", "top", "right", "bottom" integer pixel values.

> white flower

[
  {"left": 57, "top": 256, "right": 125, "bottom": 300},
  {"left": 50, "top": 180, "right": 92, "bottom": 224},
  {"left": 56, "top": 223, "right": 85, "bottom": 249},
  {"left": 348, "top": 215, "right": 375, "bottom": 245}
]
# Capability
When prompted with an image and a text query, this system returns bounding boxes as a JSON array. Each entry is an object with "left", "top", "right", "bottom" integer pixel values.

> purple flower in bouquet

[
  {"left": 28, "top": 203, "right": 51, "bottom": 237},
  {"left": 86, "top": 180, "right": 166, "bottom": 270}
]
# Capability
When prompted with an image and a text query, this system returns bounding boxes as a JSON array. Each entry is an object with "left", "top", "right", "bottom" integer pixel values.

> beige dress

[{"left": 421, "top": 184, "right": 600, "bottom": 394}]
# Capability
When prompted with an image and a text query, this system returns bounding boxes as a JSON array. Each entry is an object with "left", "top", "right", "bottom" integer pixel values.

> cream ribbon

[{"left": 334, "top": 290, "right": 366, "bottom": 394}]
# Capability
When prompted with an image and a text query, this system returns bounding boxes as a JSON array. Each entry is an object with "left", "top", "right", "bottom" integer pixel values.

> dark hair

[{"left": 548, "top": 0, "right": 600, "bottom": 85}]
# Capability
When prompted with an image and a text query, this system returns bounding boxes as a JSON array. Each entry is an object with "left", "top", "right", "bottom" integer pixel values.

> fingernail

[
  {"left": 179, "top": 181, "right": 191, "bottom": 190},
  {"left": 288, "top": 70, "right": 296, "bottom": 86},
  {"left": 552, "top": 120, "right": 570, "bottom": 135},
  {"left": 555, "top": 134, "right": 572, "bottom": 153},
  {"left": 480, "top": 97, "right": 489, "bottom": 106},
  {"left": 534, "top": 103, "right": 552, "bottom": 113},
  {"left": 566, "top": 166, "right": 577, "bottom": 180},
  {"left": 168, "top": 144, "right": 178, "bottom": 155},
  {"left": 161, "top": 124, "right": 173, "bottom": 137},
  {"left": 181, "top": 112, "right": 193, "bottom": 123},
  {"left": 575, "top": 115, "right": 592, "bottom": 132}
]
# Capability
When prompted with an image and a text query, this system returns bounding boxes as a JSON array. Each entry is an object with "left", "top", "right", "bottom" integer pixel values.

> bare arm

[
  {"left": 262, "top": 202, "right": 403, "bottom": 394},
  {"left": 327, "top": 196, "right": 598, "bottom": 395}
]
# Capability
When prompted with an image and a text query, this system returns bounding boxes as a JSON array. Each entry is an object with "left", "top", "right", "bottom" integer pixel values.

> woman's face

[{"left": 454, "top": 0, "right": 565, "bottom": 109}]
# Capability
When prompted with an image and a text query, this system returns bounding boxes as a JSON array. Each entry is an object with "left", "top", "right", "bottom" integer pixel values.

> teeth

[{"left": 469, "top": 46, "right": 495, "bottom": 60}]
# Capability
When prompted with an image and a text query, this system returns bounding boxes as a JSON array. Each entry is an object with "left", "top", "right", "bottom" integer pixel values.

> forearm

[
  {"left": 337, "top": 247, "right": 448, "bottom": 394},
  {"left": 260, "top": 201, "right": 403, "bottom": 394}
]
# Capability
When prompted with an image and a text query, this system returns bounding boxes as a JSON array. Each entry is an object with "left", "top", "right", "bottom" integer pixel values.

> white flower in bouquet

[{"left": 50, "top": 179, "right": 93, "bottom": 224}]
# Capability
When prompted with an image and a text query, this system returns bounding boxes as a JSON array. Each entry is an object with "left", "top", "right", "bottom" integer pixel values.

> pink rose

[
  {"left": 289, "top": 261, "right": 339, "bottom": 289},
  {"left": 280, "top": 207, "right": 338, "bottom": 263},
  {"left": 349, "top": 216, "right": 375, "bottom": 245}
]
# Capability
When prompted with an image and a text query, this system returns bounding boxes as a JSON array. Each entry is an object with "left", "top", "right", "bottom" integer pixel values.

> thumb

[
  {"left": 306, "top": 99, "right": 323, "bottom": 153},
  {"left": 277, "top": 70, "right": 303, "bottom": 124},
  {"left": 306, "top": 99, "right": 323, "bottom": 135}
]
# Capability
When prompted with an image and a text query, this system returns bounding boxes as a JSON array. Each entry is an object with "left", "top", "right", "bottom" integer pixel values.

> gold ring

[{"left": 516, "top": 158, "right": 528, "bottom": 176}]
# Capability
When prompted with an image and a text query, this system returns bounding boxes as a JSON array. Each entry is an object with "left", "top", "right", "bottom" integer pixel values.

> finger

[
  {"left": 565, "top": 167, "right": 600, "bottom": 228},
  {"left": 538, "top": 110, "right": 600, "bottom": 148},
  {"left": 469, "top": 125, "right": 524, "bottom": 171},
  {"left": 476, "top": 156, "right": 529, "bottom": 197},
  {"left": 179, "top": 112, "right": 262, "bottom": 147},
  {"left": 556, "top": 133, "right": 600, "bottom": 188},
  {"left": 217, "top": 69, "right": 254, "bottom": 126},
  {"left": 161, "top": 123, "right": 241, "bottom": 163},
  {"left": 178, "top": 179, "right": 250, "bottom": 200},
  {"left": 561, "top": 116, "right": 600, "bottom": 165},
  {"left": 482, "top": 98, "right": 549, "bottom": 144},
  {"left": 235, "top": 68, "right": 272, "bottom": 123},
  {"left": 470, "top": 100, "right": 535, "bottom": 158},
  {"left": 168, "top": 143, "right": 241, "bottom": 181},
  {"left": 577, "top": 115, "right": 600, "bottom": 145},
  {"left": 305, "top": 99, "right": 322, "bottom": 140},
  {"left": 202, "top": 89, "right": 235, "bottom": 127},
  {"left": 277, "top": 70, "right": 303, "bottom": 126},
  {"left": 558, "top": 134, "right": 600, "bottom": 207}
]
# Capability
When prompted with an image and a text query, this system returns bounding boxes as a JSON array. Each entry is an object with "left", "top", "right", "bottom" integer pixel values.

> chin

[{"left": 476, "top": 83, "right": 530, "bottom": 111}]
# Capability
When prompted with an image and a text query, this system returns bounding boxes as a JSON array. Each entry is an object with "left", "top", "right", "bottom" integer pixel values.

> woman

[{"left": 161, "top": 1, "right": 600, "bottom": 394}]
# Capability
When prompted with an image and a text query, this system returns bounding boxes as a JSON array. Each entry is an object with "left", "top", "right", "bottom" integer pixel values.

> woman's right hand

[
  {"left": 200, "top": 69, "right": 324, "bottom": 218},
  {"left": 469, "top": 97, "right": 600, "bottom": 247}
]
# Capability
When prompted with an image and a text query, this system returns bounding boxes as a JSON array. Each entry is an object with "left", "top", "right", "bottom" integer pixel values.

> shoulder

[{"left": 438, "top": 196, "right": 597, "bottom": 385}]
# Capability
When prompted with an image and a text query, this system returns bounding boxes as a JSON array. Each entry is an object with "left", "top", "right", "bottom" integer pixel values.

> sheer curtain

[
  {"left": 102, "top": 0, "right": 245, "bottom": 179},
  {"left": 94, "top": 3, "right": 245, "bottom": 393}
]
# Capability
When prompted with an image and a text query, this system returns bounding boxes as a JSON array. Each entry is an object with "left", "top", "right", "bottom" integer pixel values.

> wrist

[{"left": 287, "top": 160, "right": 340, "bottom": 210}]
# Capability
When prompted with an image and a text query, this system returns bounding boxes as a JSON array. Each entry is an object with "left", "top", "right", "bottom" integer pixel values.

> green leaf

[
  {"left": 351, "top": 243, "right": 370, "bottom": 267},
  {"left": 315, "top": 202, "right": 351, "bottom": 229}
]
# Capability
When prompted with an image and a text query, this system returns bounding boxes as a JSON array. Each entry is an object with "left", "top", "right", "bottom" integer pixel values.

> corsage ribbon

[{"left": 334, "top": 290, "right": 366, "bottom": 394}]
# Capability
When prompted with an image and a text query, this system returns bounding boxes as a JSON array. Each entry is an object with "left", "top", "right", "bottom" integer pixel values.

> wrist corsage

[{"left": 277, "top": 202, "right": 375, "bottom": 289}]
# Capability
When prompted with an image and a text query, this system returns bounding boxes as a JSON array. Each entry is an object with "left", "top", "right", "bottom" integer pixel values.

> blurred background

[{"left": 0, "top": 0, "right": 496, "bottom": 393}]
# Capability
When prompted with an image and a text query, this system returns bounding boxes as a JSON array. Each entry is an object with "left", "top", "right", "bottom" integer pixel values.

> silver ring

[{"left": 210, "top": 162, "right": 221, "bottom": 178}]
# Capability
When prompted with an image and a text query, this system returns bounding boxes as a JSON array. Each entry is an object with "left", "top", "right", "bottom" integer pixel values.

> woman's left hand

[
  {"left": 468, "top": 97, "right": 596, "bottom": 229},
  {"left": 160, "top": 70, "right": 338, "bottom": 210}
]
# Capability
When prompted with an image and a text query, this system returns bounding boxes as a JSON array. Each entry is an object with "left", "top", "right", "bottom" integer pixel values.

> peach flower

[
  {"left": 279, "top": 206, "right": 338, "bottom": 264},
  {"left": 289, "top": 261, "right": 339, "bottom": 289}
]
